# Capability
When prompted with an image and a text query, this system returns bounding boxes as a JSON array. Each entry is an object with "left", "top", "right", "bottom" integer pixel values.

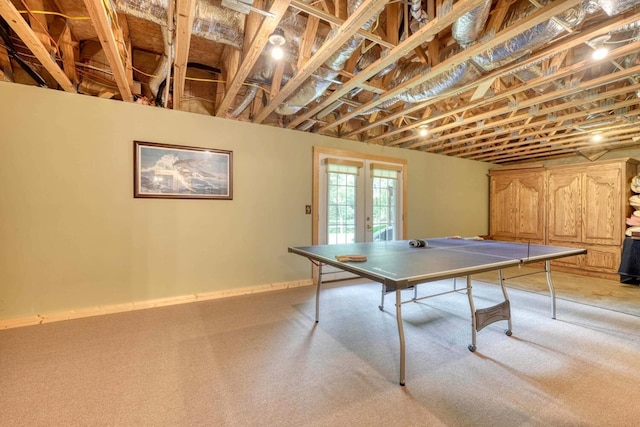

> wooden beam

[
  {"left": 414, "top": 45, "right": 429, "bottom": 64},
  {"left": 243, "top": 0, "right": 265, "bottom": 54},
  {"left": 253, "top": 0, "right": 390, "bottom": 124},
  {"left": 251, "top": 87, "right": 265, "bottom": 118},
  {"left": 464, "top": 115, "right": 640, "bottom": 157},
  {"left": 117, "top": 12, "right": 133, "bottom": 92},
  {"left": 440, "top": 92, "right": 640, "bottom": 157},
  {"left": 215, "top": 0, "right": 291, "bottom": 117},
  {"left": 485, "top": 0, "right": 511, "bottom": 34},
  {"left": 223, "top": 45, "right": 241, "bottom": 94},
  {"left": 270, "top": 59, "right": 285, "bottom": 100},
  {"left": 289, "top": 0, "right": 395, "bottom": 49},
  {"left": 58, "top": 23, "right": 79, "bottom": 86},
  {"left": 0, "top": 34, "right": 13, "bottom": 81},
  {"left": 476, "top": 126, "right": 640, "bottom": 163},
  {"left": 386, "top": 1, "right": 400, "bottom": 45},
  {"left": 358, "top": 9, "right": 640, "bottom": 142},
  {"left": 335, "top": 0, "right": 348, "bottom": 20},
  {"left": 297, "top": 15, "right": 319, "bottom": 72},
  {"left": 0, "top": 0, "right": 74, "bottom": 91},
  {"left": 407, "top": 62, "right": 640, "bottom": 149},
  {"left": 173, "top": 0, "right": 196, "bottom": 110},
  {"left": 319, "top": 0, "right": 585, "bottom": 134},
  {"left": 82, "top": 0, "right": 132, "bottom": 100},
  {"left": 286, "top": 0, "right": 488, "bottom": 129},
  {"left": 24, "top": 0, "right": 51, "bottom": 53}
]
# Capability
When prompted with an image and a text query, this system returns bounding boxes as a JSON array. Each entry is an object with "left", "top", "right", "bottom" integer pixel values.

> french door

[{"left": 314, "top": 148, "right": 406, "bottom": 281}]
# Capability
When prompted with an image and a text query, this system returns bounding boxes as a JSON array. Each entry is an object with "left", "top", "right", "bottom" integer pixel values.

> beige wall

[{"left": 0, "top": 82, "right": 493, "bottom": 321}]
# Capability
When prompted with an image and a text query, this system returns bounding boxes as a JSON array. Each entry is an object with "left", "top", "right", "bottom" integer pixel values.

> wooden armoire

[{"left": 489, "top": 158, "right": 639, "bottom": 279}]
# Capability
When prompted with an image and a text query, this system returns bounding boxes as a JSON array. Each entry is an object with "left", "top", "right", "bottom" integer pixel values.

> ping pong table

[{"left": 288, "top": 238, "right": 586, "bottom": 385}]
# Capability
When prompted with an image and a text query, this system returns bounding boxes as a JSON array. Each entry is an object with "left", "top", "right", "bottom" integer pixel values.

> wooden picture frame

[{"left": 134, "top": 141, "right": 233, "bottom": 199}]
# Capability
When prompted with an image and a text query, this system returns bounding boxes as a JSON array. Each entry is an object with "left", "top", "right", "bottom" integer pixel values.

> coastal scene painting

[{"left": 134, "top": 141, "right": 233, "bottom": 199}]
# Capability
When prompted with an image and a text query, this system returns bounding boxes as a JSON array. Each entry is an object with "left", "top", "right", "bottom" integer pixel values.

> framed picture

[{"left": 134, "top": 141, "right": 233, "bottom": 199}]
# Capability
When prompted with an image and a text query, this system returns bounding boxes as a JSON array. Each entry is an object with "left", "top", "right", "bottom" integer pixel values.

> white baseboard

[{"left": 0, "top": 279, "right": 314, "bottom": 330}]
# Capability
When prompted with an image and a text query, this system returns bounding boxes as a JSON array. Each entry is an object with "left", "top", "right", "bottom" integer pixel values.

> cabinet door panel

[
  {"left": 582, "top": 167, "right": 621, "bottom": 245},
  {"left": 548, "top": 172, "right": 581, "bottom": 242},
  {"left": 583, "top": 245, "right": 621, "bottom": 272},
  {"left": 490, "top": 178, "right": 517, "bottom": 238},
  {"left": 548, "top": 240, "right": 583, "bottom": 268},
  {"left": 517, "top": 174, "right": 545, "bottom": 240}
]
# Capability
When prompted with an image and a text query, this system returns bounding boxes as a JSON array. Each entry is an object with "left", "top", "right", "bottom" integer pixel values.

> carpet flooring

[{"left": 1, "top": 278, "right": 639, "bottom": 426}]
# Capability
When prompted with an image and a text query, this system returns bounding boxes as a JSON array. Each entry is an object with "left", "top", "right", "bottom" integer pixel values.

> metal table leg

[
  {"left": 395, "top": 288, "right": 406, "bottom": 386},
  {"left": 466, "top": 276, "right": 477, "bottom": 352},
  {"left": 545, "top": 260, "right": 557, "bottom": 319},
  {"left": 315, "top": 263, "right": 322, "bottom": 322},
  {"left": 499, "top": 269, "right": 513, "bottom": 336}
]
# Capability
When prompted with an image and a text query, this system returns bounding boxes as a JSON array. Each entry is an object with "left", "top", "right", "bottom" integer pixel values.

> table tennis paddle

[{"left": 335, "top": 255, "right": 367, "bottom": 262}]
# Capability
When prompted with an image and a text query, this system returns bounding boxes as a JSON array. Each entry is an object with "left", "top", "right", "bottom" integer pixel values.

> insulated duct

[
  {"left": 229, "top": 85, "right": 259, "bottom": 117},
  {"left": 116, "top": 0, "right": 245, "bottom": 48},
  {"left": 598, "top": 0, "right": 640, "bottom": 15},
  {"left": 452, "top": 0, "right": 492, "bottom": 47},
  {"left": 275, "top": 0, "right": 384, "bottom": 115},
  {"left": 111, "top": 0, "right": 640, "bottom": 120},
  {"left": 148, "top": 28, "right": 172, "bottom": 101},
  {"left": 471, "top": 0, "right": 587, "bottom": 73},
  {"left": 367, "top": 0, "right": 591, "bottom": 112}
]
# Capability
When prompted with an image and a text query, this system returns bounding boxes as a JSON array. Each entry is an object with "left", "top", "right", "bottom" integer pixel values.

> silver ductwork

[
  {"left": 148, "top": 28, "right": 172, "bottom": 101},
  {"left": 230, "top": 85, "right": 259, "bottom": 117},
  {"left": 275, "top": 0, "right": 384, "bottom": 115},
  {"left": 110, "top": 0, "right": 640, "bottom": 120},
  {"left": 471, "top": 0, "right": 587, "bottom": 73},
  {"left": 369, "top": 60, "right": 483, "bottom": 111},
  {"left": 115, "top": 0, "right": 168, "bottom": 25},
  {"left": 452, "top": 0, "right": 492, "bottom": 47},
  {"left": 116, "top": 0, "right": 246, "bottom": 48},
  {"left": 399, "top": 62, "right": 483, "bottom": 104},
  {"left": 192, "top": 0, "right": 245, "bottom": 48},
  {"left": 598, "top": 0, "right": 640, "bottom": 15},
  {"left": 363, "top": 0, "right": 592, "bottom": 113}
]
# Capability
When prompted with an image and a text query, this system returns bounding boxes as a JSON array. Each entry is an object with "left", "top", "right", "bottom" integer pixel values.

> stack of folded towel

[{"left": 627, "top": 175, "right": 640, "bottom": 237}]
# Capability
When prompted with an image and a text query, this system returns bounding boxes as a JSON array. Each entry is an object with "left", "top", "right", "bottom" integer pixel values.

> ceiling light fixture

[
  {"left": 268, "top": 28, "right": 286, "bottom": 60},
  {"left": 418, "top": 126, "right": 429, "bottom": 137},
  {"left": 587, "top": 34, "right": 611, "bottom": 60},
  {"left": 591, "top": 133, "right": 603, "bottom": 143}
]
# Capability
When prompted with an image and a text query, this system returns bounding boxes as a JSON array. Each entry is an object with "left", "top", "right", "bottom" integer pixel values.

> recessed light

[
  {"left": 271, "top": 46, "right": 284, "bottom": 60},
  {"left": 587, "top": 34, "right": 611, "bottom": 60}
]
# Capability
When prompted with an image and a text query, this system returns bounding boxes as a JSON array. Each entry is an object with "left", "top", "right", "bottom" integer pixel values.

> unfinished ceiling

[{"left": 2, "top": 0, "right": 640, "bottom": 164}]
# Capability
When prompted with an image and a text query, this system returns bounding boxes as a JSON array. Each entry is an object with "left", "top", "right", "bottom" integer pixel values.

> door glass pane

[
  {"left": 327, "top": 172, "right": 357, "bottom": 244},
  {"left": 372, "top": 176, "right": 397, "bottom": 241}
]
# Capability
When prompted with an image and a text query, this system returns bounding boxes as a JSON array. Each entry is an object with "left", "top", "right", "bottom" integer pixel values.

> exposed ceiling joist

[
  {"left": 367, "top": 8, "right": 640, "bottom": 143},
  {"left": 253, "top": 0, "right": 391, "bottom": 124},
  {"left": 286, "top": 0, "right": 490, "bottom": 130},
  {"left": 82, "top": 0, "right": 133, "bottom": 101},
  {"left": 215, "top": 0, "right": 292, "bottom": 116},
  {"left": 173, "top": 0, "right": 196, "bottom": 110},
  {"left": 318, "top": 0, "right": 586, "bottom": 134},
  {"left": 3, "top": 0, "right": 640, "bottom": 164},
  {"left": 0, "top": 0, "right": 75, "bottom": 92}
]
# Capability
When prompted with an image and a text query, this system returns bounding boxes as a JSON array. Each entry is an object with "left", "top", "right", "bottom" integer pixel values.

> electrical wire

[
  {"left": 16, "top": 10, "right": 91, "bottom": 20},
  {"left": 18, "top": 0, "right": 62, "bottom": 60}
]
